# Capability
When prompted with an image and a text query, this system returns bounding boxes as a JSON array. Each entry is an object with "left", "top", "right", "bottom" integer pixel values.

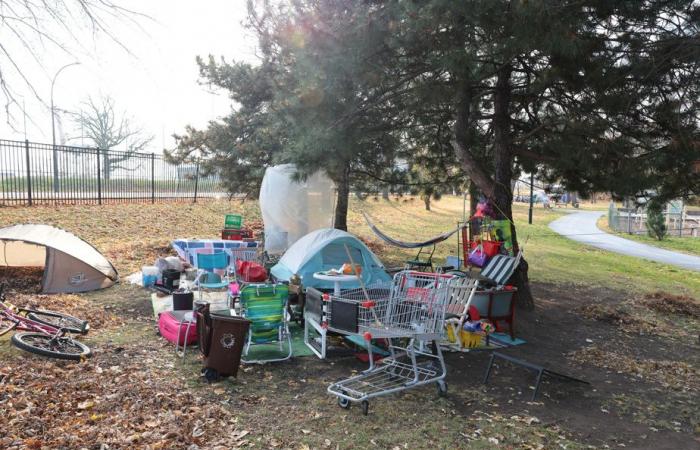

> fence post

[
  {"left": 627, "top": 210, "right": 632, "bottom": 234},
  {"left": 151, "top": 153, "right": 155, "bottom": 204},
  {"left": 96, "top": 148, "right": 102, "bottom": 205},
  {"left": 24, "top": 139, "right": 32, "bottom": 206},
  {"left": 528, "top": 172, "right": 534, "bottom": 224},
  {"left": 193, "top": 161, "right": 200, "bottom": 204}
]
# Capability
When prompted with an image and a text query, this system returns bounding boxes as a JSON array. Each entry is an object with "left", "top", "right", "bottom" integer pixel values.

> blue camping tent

[{"left": 270, "top": 228, "right": 391, "bottom": 290}]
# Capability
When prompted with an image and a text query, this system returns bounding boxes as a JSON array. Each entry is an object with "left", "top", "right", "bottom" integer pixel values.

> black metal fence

[{"left": 0, "top": 139, "right": 225, "bottom": 205}]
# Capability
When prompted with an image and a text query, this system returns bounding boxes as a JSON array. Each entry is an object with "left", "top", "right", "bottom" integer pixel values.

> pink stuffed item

[
  {"left": 474, "top": 201, "right": 496, "bottom": 219},
  {"left": 229, "top": 281, "right": 240, "bottom": 296},
  {"left": 158, "top": 311, "right": 198, "bottom": 346}
]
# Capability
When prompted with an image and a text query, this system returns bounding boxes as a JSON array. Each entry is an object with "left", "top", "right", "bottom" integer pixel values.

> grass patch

[
  {"left": 597, "top": 215, "right": 700, "bottom": 257},
  {"left": 351, "top": 196, "right": 700, "bottom": 297}
]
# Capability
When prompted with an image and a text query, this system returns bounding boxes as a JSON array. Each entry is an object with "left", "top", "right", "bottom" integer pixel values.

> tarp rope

[{"left": 362, "top": 211, "right": 463, "bottom": 249}]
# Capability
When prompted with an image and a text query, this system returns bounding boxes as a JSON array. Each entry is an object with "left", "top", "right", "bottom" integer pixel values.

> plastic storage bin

[{"left": 142, "top": 266, "right": 159, "bottom": 287}]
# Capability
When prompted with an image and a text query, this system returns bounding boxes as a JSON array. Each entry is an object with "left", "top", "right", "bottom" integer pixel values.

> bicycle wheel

[
  {"left": 11, "top": 332, "right": 91, "bottom": 361},
  {"left": 26, "top": 310, "right": 89, "bottom": 334}
]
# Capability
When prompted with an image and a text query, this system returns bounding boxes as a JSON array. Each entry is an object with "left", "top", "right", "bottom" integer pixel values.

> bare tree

[
  {"left": 73, "top": 95, "right": 153, "bottom": 179},
  {"left": 0, "top": 0, "right": 147, "bottom": 127}
]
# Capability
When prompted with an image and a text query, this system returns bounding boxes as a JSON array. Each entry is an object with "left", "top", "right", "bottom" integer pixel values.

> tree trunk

[
  {"left": 381, "top": 186, "right": 390, "bottom": 200},
  {"left": 490, "top": 64, "right": 535, "bottom": 310},
  {"left": 423, "top": 195, "right": 431, "bottom": 211},
  {"left": 334, "top": 165, "right": 350, "bottom": 231},
  {"left": 469, "top": 182, "right": 479, "bottom": 218},
  {"left": 451, "top": 69, "right": 535, "bottom": 311},
  {"left": 103, "top": 154, "right": 111, "bottom": 180}
]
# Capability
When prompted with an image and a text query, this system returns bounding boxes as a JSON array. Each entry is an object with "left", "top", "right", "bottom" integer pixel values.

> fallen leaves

[
  {"left": 568, "top": 346, "right": 699, "bottom": 391},
  {"left": 8, "top": 292, "right": 123, "bottom": 330},
  {"left": 642, "top": 292, "right": 700, "bottom": 318},
  {"left": 0, "top": 342, "right": 249, "bottom": 449}
]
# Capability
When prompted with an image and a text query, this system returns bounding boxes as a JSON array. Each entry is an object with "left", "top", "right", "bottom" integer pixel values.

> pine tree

[
  {"left": 357, "top": 0, "right": 700, "bottom": 308},
  {"left": 646, "top": 201, "right": 667, "bottom": 241}
]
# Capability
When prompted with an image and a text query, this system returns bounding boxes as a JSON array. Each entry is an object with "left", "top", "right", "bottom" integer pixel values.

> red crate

[{"left": 222, "top": 229, "right": 243, "bottom": 240}]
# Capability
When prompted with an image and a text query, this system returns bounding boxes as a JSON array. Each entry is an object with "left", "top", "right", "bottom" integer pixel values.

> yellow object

[
  {"left": 459, "top": 330, "right": 482, "bottom": 348},
  {"left": 445, "top": 322, "right": 458, "bottom": 343}
]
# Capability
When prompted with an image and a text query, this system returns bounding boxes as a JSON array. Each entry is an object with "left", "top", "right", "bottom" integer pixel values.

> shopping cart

[{"left": 326, "top": 270, "right": 455, "bottom": 415}]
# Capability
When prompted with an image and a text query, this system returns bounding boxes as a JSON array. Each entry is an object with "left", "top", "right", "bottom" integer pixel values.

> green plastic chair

[{"left": 240, "top": 283, "right": 292, "bottom": 364}]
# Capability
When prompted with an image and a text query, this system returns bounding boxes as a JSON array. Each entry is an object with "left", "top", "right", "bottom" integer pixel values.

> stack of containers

[{"left": 221, "top": 214, "right": 243, "bottom": 240}]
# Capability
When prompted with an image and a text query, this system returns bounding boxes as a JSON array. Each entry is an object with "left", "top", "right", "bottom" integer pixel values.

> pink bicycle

[{"left": 0, "top": 284, "right": 91, "bottom": 361}]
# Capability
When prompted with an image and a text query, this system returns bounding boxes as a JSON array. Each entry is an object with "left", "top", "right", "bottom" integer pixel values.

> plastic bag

[
  {"left": 236, "top": 260, "right": 267, "bottom": 282},
  {"left": 468, "top": 245, "right": 488, "bottom": 267}
]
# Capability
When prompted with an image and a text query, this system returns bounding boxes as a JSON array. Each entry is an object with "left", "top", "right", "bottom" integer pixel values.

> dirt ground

[
  {"left": 0, "top": 199, "right": 698, "bottom": 449},
  {"left": 0, "top": 273, "right": 697, "bottom": 449}
]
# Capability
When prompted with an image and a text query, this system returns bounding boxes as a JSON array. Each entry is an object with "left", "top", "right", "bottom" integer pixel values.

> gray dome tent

[{"left": 0, "top": 224, "right": 118, "bottom": 293}]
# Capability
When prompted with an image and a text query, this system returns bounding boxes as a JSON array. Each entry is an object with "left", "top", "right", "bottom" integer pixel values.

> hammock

[{"left": 362, "top": 212, "right": 463, "bottom": 249}]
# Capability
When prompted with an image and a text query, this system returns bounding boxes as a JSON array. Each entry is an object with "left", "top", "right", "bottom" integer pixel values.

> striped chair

[
  {"left": 479, "top": 252, "right": 522, "bottom": 287},
  {"left": 471, "top": 252, "right": 522, "bottom": 338},
  {"left": 240, "top": 283, "right": 292, "bottom": 364}
]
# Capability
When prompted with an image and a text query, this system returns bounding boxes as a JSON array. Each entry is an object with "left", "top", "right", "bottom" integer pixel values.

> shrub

[{"left": 646, "top": 201, "right": 667, "bottom": 240}]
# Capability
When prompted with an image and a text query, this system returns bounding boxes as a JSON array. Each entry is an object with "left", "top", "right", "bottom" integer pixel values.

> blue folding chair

[{"left": 195, "top": 252, "right": 231, "bottom": 306}]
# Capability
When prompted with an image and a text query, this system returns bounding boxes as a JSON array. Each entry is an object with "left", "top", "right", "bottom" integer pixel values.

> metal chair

[
  {"left": 404, "top": 244, "right": 436, "bottom": 271},
  {"left": 195, "top": 252, "right": 232, "bottom": 306}
]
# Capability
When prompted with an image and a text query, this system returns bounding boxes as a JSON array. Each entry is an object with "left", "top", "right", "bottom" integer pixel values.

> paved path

[{"left": 549, "top": 210, "right": 700, "bottom": 272}]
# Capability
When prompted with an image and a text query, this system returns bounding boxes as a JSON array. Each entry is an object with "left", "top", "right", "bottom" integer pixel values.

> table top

[
  {"left": 312, "top": 272, "right": 359, "bottom": 282},
  {"left": 210, "top": 308, "right": 238, "bottom": 318}
]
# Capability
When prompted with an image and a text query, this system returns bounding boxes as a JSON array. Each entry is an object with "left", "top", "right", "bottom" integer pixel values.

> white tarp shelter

[
  {"left": 0, "top": 224, "right": 118, "bottom": 293},
  {"left": 259, "top": 164, "right": 336, "bottom": 254}
]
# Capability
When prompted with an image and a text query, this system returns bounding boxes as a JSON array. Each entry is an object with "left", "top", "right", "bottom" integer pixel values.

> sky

[{"left": 0, "top": 0, "right": 257, "bottom": 152}]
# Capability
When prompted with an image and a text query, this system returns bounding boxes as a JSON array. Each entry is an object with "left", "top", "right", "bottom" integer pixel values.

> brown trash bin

[{"left": 196, "top": 303, "right": 250, "bottom": 382}]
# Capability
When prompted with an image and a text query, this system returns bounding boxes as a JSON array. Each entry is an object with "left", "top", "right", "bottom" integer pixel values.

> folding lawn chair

[
  {"left": 404, "top": 244, "right": 436, "bottom": 272},
  {"left": 240, "top": 283, "right": 292, "bottom": 364}
]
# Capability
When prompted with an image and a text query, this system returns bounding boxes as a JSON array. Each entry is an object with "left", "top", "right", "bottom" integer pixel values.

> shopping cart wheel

[
  {"left": 337, "top": 397, "right": 350, "bottom": 409},
  {"left": 437, "top": 381, "right": 448, "bottom": 397},
  {"left": 361, "top": 400, "right": 369, "bottom": 416}
]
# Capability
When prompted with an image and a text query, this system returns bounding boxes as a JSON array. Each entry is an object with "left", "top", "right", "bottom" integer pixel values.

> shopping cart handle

[{"left": 361, "top": 300, "right": 375, "bottom": 308}]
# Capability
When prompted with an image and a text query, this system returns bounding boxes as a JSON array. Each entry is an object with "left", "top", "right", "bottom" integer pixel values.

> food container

[{"left": 142, "top": 266, "right": 159, "bottom": 287}]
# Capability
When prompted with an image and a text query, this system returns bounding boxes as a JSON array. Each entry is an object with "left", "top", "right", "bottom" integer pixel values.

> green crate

[{"left": 224, "top": 214, "right": 243, "bottom": 230}]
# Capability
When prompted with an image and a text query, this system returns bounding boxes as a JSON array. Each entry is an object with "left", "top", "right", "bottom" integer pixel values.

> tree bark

[
  {"left": 103, "top": 154, "right": 111, "bottom": 180},
  {"left": 490, "top": 64, "right": 535, "bottom": 310},
  {"left": 469, "top": 182, "right": 479, "bottom": 218},
  {"left": 423, "top": 195, "right": 431, "bottom": 211},
  {"left": 452, "top": 69, "right": 535, "bottom": 310},
  {"left": 334, "top": 165, "right": 350, "bottom": 231}
]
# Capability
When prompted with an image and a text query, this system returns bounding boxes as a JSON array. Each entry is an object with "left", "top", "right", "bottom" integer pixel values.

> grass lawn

[
  {"left": 596, "top": 216, "right": 700, "bottom": 257},
  {"left": 354, "top": 197, "right": 700, "bottom": 298},
  {"left": 0, "top": 197, "right": 698, "bottom": 449}
]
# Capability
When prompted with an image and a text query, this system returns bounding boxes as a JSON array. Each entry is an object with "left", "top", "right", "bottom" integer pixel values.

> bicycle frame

[{"left": 0, "top": 302, "right": 62, "bottom": 336}]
